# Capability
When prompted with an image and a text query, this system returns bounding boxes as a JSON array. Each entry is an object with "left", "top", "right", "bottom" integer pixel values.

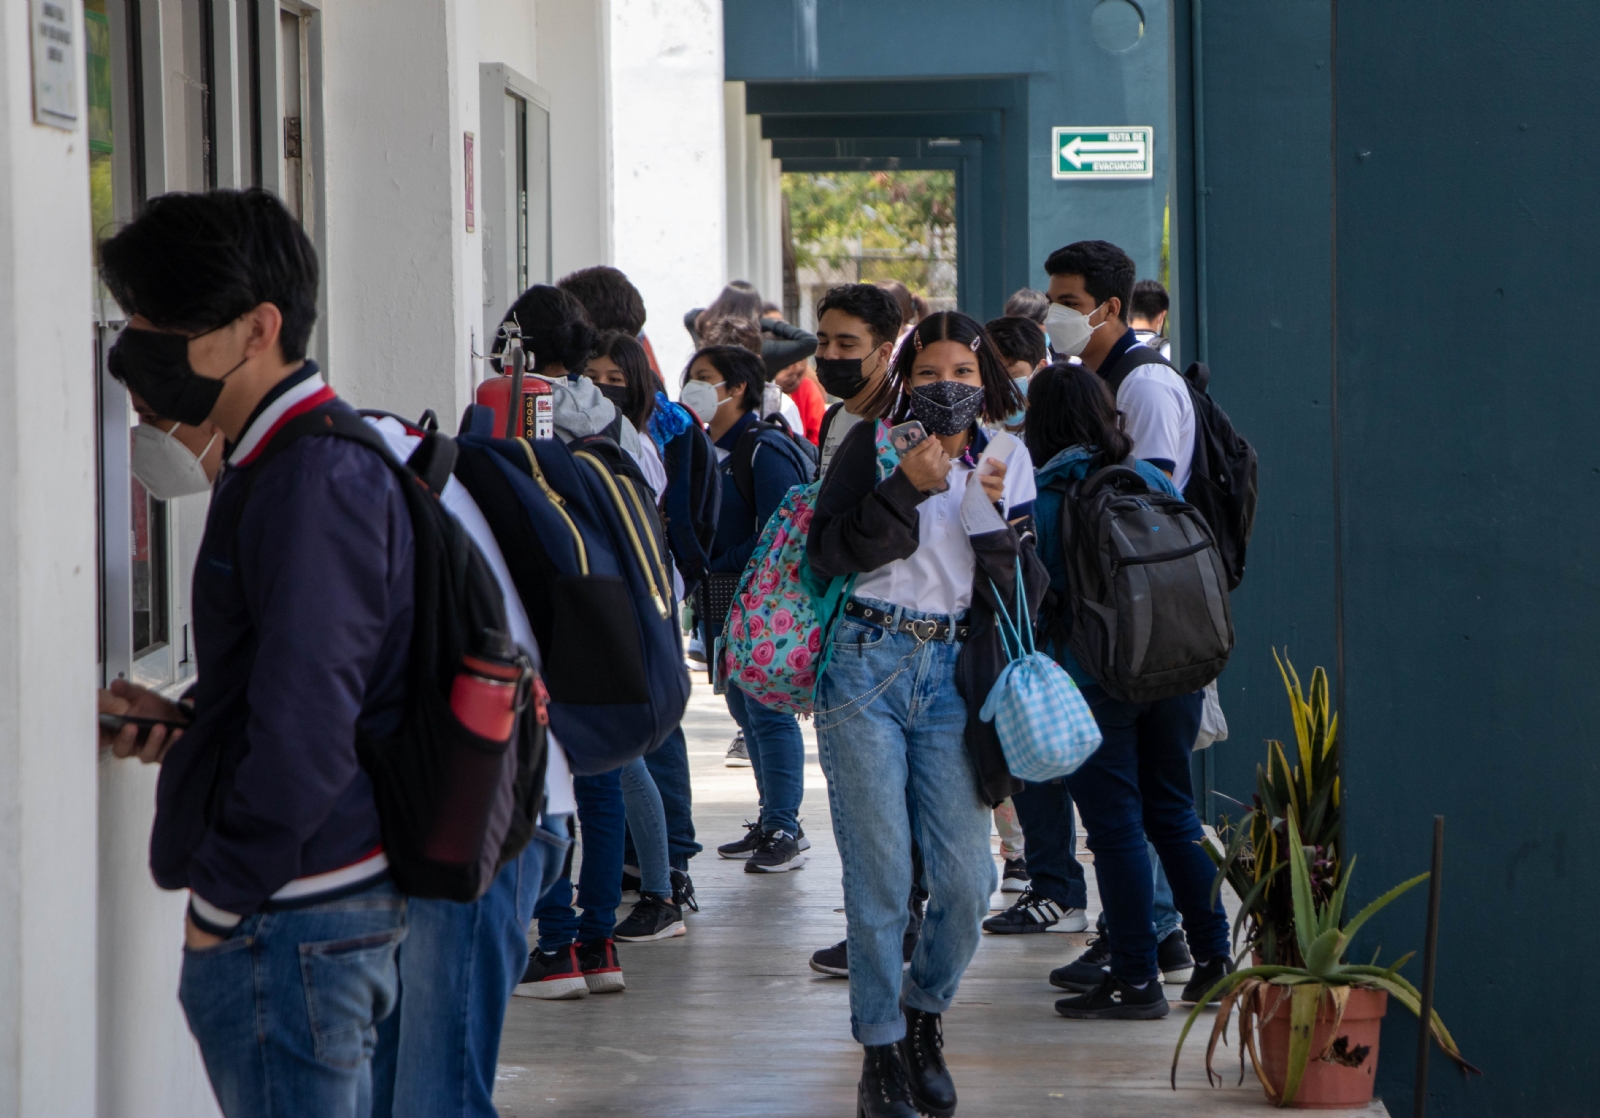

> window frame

[{"left": 479, "top": 63, "right": 551, "bottom": 351}]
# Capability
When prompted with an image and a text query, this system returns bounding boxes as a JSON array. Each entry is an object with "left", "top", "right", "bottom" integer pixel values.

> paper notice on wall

[{"left": 32, "top": 0, "right": 78, "bottom": 130}]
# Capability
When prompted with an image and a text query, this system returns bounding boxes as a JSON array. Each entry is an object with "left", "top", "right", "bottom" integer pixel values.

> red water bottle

[{"left": 449, "top": 629, "right": 527, "bottom": 742}]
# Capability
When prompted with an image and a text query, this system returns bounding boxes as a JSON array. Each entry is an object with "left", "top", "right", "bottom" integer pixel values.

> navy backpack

[{"left": 453, "top": 407, "right": 689, "bottom": 774}]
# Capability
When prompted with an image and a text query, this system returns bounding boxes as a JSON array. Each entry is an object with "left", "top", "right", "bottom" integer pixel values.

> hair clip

[
  {"left": 969, "top": 335, "right": 982, "bottom": 352},
  {"left": 912, "top": 330, "right": 924, "bottom": 352}
]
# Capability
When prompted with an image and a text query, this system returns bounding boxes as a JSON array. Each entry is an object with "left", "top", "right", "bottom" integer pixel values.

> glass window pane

[{"left": 130, "top": 470, "right": 169, "bottom": 657}]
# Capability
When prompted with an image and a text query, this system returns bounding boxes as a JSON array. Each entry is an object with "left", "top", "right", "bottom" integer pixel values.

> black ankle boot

[
  {"left": 857, "top": 1044, "right": 918, "bottom": 1118},
  {"left": 898, "top": 1007, "right": 956, "bottom": 1117}
]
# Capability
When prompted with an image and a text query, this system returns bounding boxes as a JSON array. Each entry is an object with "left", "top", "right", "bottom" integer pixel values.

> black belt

[{"left": 844, "top": 599, "right": 970, "bottom": 642}]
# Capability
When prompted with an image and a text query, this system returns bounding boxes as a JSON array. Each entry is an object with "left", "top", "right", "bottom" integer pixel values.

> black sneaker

[
  {"left": 724, "top": 731, "right": 751, "bottom": 767},
  {"left": 512, "top": 945, "right": 588, "bottom": 1000},
  {"left": 1158, "top": 929, "right": 1195, "bottom": 984},
  {"left": 810, "top": 939, "right": 849, "bottom": 977},
  {"left": 1180, "top": 954, "right": 1234, "bottom": 1005},
  {"left": 744, "top": 829, "right": 806, "bottom": 873},
  {"left": 982, "top": 888, "right": 1086, "bottom": 934},
  {"left": 1055, "top": 972, "right": 1170, "bottom": 1020},
  {"left": 670, "top": 867, "right": 699, "bottom": 913},
  {"left": 614, "top": 892, "right": 685, "bottom": 942},
  {"left": 717, "top": 820, "right": 763, "bottom": 859},
  {"left": 575, "top": 937, "right": 625, "bottom": 994},
  {"left": 1049, "top": 932, "right": 1112, "bottom": 992},
  {"left": 619, "top": 864, "right": 641, "bottom": 903},
  {"left": 1000, "top": 857, "right": 1031, "bottom": 893}
]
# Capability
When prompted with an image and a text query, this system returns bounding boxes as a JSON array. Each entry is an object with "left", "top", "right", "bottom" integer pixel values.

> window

[{"left": 479, "top": 65, "right": 551, "bottom": 348}]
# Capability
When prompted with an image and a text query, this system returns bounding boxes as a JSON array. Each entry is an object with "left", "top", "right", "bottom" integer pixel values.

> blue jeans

[
  {"left": 536, "top": 772, "right": 625, "bottom": 949},
  {"left": 1065, "top": 684, "right": 1230, "bottom": 982},
  {"left": 815, "top": 600, "right": 995, "bottom": 1047},
  {"left": 620, "top": 758, "right": 671, "bottom": 895},
  {"left": 371, "top": 818, "right": 571, "bottom": 1118},
  {"left": 179, "top": 880, "right": 407, "bottom": 1118},
  {"left": 725, "top": 682, "right": 805, "bottom": 836},
  {"left": 644, "top": 725, "right": 700, "bottom": 871}
]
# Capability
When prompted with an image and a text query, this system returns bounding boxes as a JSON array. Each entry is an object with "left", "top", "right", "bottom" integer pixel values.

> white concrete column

[
  {"left": 319, "top": 0, "right": 479, "bottom": 427},
  {"left": 537, "top": 0, "right": 611, "bottom": 285},
  {"left": 723, "top": 81, "right": 749, "bottom": 284},
  {"left": 0, "top": 3, "right": 101, "bottom": 1115},
  {"left": 607, "top": 0, "right": 725, "bottom": 388}
]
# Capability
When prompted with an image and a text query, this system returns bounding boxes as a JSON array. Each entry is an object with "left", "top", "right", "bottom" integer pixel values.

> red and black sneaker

[
  {"left": 576, "top": 937, "right": 626, "bottom": 994},
  {"left": 512, "top": 944, "right": 588, "bottom": 1000}
]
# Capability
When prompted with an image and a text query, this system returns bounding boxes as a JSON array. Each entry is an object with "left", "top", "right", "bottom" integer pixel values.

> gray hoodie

[{"left": 537, "top": 373, "right": 642, "bottom": 460}]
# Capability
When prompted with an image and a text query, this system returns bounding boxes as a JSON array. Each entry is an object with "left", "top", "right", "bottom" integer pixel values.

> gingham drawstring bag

[{"left": 978, "top": 560, "right": 1103, "bottom": 781}]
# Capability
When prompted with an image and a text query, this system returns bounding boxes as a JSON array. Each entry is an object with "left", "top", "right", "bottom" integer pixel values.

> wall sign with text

[{"left": 1051, "top": 127, "right": 1152, "bottom": 180}]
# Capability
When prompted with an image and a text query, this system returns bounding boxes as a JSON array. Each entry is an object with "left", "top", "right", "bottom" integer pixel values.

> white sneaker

[{"left": 1052, "top": 907, "right": 1090, "bottom": 933}]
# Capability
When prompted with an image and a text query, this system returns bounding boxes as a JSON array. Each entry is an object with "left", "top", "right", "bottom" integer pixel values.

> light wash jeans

[
  {"left": 371, "top": 818, "right": 570, "bottom": 1118},
  {"left": 620, "top": 758, "right": 672, "bottom": 896},
  {"left": 815, "top": 598, "right": 996, "bottom": 1047},
  {"left": 179, "top": 879, "right": 407, "bottom": 1118}
]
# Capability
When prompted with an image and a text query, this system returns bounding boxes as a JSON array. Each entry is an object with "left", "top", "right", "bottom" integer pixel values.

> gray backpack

[{"left": 1052, "top": 462, "right": 1233, "bottom": 703}]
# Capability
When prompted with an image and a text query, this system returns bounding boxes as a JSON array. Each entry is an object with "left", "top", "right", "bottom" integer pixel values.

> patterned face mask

[{"left": 907, "top": 379, "right": 985, "bottom": 436}]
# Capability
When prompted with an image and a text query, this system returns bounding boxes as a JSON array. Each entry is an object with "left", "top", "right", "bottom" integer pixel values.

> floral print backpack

[{"left": 719, "top": 422, "right": 898, "bottom": 714}]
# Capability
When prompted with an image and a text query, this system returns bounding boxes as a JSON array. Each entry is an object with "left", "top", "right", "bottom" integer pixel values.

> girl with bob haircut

[{"left": 805, "top": 310, "right": 1043, "bottom": 1117}]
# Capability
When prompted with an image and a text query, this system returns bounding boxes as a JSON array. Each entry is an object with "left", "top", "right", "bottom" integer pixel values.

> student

[
  {"left": 1003, "top": 287, "right": 1050, "bottom": 324},
  {"left": 807, "top": 311, "right": 1037, "bottom": 1118},
  {"left": 584, "top": 332, "right": 696, "bottom": 940},
  {"left": 1025, "top": 363, "right": 1232, "bottom": 1021},
  {"left": 683, "top": 345, "right": 814, "bottom": 873},
  {"left": 983, "top": 315, "right": 1049, "bottom": 435},
  {"left": 93, "top": 189, "right": 409, "bottom": 1117},
  {"left": 812, "top": 283, "right": 903, "bottom": 473},
  {"left": 1130, "top": 278, "right": 1171, "bottom": 360},
  {"left": 686, "top": 281, "right": 819, "bottom": 386},
  {"left": 876, "top": 279, "right": 918, "bottom": 338},
  {"left": 557, "top": 263, "right": 664, "bottom": 387},
  {"left": 774, "top": 357, "right": 826, "bottom": 445}
]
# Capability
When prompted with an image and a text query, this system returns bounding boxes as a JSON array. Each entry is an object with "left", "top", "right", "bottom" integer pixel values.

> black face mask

[
  {"left": 908, "top": 380, "right": 985, "bottom": 436},
  {"left": 597, "top": 382, "right": 631, "bottom": 409},
  {"left": 815, "top": 355, "right": 872, "bottom": 400},
  {"left": 107, "top": 326, "right": 241, "bottom": 427}
]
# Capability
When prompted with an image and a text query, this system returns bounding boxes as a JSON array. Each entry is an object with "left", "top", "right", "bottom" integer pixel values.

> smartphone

[
  {"left": 99, "top": 712, "right": 189, "bottom": 742},
  {"left": 887, "top": 420, "right": 928, "bottom": 454}
]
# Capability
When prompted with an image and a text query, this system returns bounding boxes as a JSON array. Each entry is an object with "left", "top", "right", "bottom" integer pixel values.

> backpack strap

[
  {"left": 1102, "top": 341, "right": 1179, "bottom": 393},
  {"left": 729, "top": 419, "right": 805, "bottom": 511}
]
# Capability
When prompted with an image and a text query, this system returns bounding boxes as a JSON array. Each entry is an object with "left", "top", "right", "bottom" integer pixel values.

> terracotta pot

[{"left": 1255, "top": 985, "right": 1388, "bottom": 1109}]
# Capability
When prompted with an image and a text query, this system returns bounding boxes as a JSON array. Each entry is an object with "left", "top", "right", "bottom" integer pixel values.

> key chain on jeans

[{"left": 811, "top": 630, "right": 934, "bottom": 730}]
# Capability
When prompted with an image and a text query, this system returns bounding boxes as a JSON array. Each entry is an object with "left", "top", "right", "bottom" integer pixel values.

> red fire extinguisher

[{"left": 474, "top": 323, "right": 554, "bottom": 439}]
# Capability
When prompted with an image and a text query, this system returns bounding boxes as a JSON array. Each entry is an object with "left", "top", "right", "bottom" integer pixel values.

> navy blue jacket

[
  {"left": 707, "top": 411, "right": 810, "bottom": 576},
  {"left": 150, "top": 364, "right": 414, "bottom": 915}
]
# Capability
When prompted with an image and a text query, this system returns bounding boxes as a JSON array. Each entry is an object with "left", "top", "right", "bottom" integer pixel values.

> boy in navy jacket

[{"left": 97, "top": 189, "right": 411, "bottom": 1118}]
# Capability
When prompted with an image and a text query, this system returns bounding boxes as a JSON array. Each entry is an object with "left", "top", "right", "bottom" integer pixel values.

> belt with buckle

[{"left": 844, "top": 599, "right": 970, "bottom": 642}]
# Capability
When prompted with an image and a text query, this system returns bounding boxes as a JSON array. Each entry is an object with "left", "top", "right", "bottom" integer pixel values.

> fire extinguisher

[{"left": 474, "top": 322, "right": 554, "bottom": 439}]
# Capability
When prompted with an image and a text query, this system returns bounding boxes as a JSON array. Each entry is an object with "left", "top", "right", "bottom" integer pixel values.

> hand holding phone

[
  {"left": 99, "top": 680, "right": 188, "bottom": 764},
  {"left": 895, "top": 428, "right": 953, "bottom": 494},
  {"left": 887, "top": 420, "right": 928, "bottom": 455}
]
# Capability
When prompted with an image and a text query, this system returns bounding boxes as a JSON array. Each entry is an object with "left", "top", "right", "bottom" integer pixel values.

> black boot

[
  {"left": 898, "top": 1007, "right": 956, "bottom": 1117},
  {"left": 857, "top": 1044, "right": 918, "bottom": 1118}
]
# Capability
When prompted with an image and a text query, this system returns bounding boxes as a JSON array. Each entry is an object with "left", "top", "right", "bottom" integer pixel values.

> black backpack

[
  {"left": 1049, "top": 461, "right": 1234, "bottom": 703},
  {"left": 230, "top": 407, "right": 548, "bottom": 903},
  {"left": 729, "top": 418, "right": 818, "bottom": 513},
  {"left": 1103, "top": 347, "right": 1259, "bottom": 590}
]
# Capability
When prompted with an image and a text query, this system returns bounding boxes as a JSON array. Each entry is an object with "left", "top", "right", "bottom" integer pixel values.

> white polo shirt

[
  {"left": 852, "top": 429, "right": 1036, "bottom": 617},
  {"left": 1115, "top": 348, "right": 1195, "bottom": 491}
]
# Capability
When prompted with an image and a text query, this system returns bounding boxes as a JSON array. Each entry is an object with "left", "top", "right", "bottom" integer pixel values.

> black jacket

[{"left": 805, "top": 422, "right": 1048, "bottom": 806}]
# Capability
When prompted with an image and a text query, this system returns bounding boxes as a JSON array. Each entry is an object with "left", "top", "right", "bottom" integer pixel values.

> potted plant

[{"left": 1171, "top": 654, "right": 1478, "bottom": 1108}]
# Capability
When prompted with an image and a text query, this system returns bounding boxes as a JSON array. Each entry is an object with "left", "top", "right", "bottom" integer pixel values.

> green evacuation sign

[{"left": 1052, "top": 127, "right": 1153, "bottom": 180}]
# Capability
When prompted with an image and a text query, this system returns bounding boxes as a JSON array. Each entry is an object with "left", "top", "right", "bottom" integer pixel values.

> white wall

[
  {"left": 0, "top": 2, "right": 102, "bottom": 1114},
  {"left": 607, "top": 0, "right": 726, "bottom": 388},
  {"left": 536, "top": 0, "right": 610, "bottom": 285},
  {"left": 478, "top": 0, "right": 538, "bottom": 80}
]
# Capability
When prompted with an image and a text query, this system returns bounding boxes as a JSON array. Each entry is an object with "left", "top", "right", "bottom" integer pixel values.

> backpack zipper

[
  {"left": 1111, "top": 538, "right": 1212, "bottom": 572},
  {"left": 614, "top": 471, "right": 674, "bottom": 611},
  {"left": 575, "top": 450, "right": 672, "bottom": 619},
  {"left": 516, "top": 438, "right": 588, "bottom": 575}
]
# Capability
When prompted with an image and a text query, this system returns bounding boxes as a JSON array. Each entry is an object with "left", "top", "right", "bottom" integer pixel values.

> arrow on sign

[{"left": 1062, "top": 135, "right": 1147, "bottom": 168}]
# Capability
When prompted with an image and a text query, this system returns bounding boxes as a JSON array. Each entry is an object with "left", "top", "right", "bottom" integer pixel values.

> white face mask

[
  {"left": 1044, "top": 301, "right": 1104, "bottom": 358},
  {"left": 679, "top": 378, "right": 729, "bottom": 426},
  {"left": 131, "top": 421, "right": 217, "bottom": 499}
]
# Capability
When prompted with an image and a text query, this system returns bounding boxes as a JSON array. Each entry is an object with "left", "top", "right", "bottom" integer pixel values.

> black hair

[
  {"left": 683, "top": 344, "right": 766, "bottom": 413},
  {"left": 591, "top": 331, "right": 657, "bottom": 430},
  {"left": 698, "top": 315, "right": 762, "bottom": 355},
  {"left": 1003, "top": 287, "right": 1049, "bottom": 324},
  {"left": 1130, "top": 278, "right": 1169, "bottom": 321},
  {"left": 984, "top": 315, "right": 1047, "bottom": 368},
  {"left": 759, "top": 301, "right": 782, "bottom": 318},
  {"left": 1023, "top": 361, "right": 1132, "bottom": 468},
  {"left": 494, "top": 284, "right": 596, "bottom": 373},
  {"left": 557, "top": 265, "right": 646, "bottom": 335},
  {"left": 99, "top": 188, "right": 319, "bottom": 360},
  {"left": 698, "top": 281, "right": 763, "bottom": 336},
  {"left": 815, "top": 283, "right": 902, "bottom": 348},
  {"left": 1043, "top": 240, "right": 1137, "bottom": 323},
  {"left": 875, "top": 280, "right": 916, "bottom": 327},
  {"left": 887, "top": 311, "right": 1023, "bottom": 425}
]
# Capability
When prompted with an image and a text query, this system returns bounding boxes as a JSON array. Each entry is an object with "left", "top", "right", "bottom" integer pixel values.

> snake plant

[{"left": 1172, "top": 808, "right": 1479, "bottom": 1105}]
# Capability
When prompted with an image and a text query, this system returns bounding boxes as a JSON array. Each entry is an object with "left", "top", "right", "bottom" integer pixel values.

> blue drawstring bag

[{"left": 978, "top": 560, "right": 1103, "bottom": 781}]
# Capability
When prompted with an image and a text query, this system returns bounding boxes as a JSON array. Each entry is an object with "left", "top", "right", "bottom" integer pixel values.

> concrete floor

[{"left": 494, "top": 681, "right": 1392, "bottom": 1117}]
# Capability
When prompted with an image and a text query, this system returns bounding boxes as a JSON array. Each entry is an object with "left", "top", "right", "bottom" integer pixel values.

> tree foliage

[{"left": 782, "top": 171, "right": 956, "bottom": 272}]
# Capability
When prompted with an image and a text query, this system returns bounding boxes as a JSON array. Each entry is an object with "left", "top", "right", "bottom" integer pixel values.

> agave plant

[
  {"left": 1172, "top": 809, "right": 1479, "bottom": 1106},
  {"left": 1206, "top": 651, "right": 1341, "bottom": 965}
]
